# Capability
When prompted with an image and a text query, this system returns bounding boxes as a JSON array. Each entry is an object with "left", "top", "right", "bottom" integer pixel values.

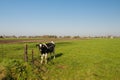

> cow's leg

[
  {"left": 49, "top": 53, "right": 52, "bottom": 60},
  {"left": 41, "top": 54, "right": 45, "bottom": 64},
  {"left": 53, "top": 50, "right": 55, "bottom": 59},
  {"left": 50, "top": 52, "right": 55, "bottom": 59},
  {"left": 45, "top": 53, "right": 48, "bottom": 64}
]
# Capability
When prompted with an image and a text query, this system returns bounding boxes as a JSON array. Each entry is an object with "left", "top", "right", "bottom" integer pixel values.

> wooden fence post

[
  {"left": 31, "top": 49, "right": 34, "bottom": 64},
  {"left": 24, "top": 44, "right": 28, "bottom": 62},
  {"left": 1, "top": 44, "right": 4, "bottom": 58}
]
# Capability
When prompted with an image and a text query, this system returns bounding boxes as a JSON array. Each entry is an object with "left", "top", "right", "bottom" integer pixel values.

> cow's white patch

[
  {"left": 51, "top": 41, "right": 54, "bottom": 44},
  {"left": 39, "top": 44, "right": 42, "bottom": 47}
]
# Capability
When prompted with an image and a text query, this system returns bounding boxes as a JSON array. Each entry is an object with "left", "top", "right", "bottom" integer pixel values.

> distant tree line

[{"left": 0, "top": 35, "right": 120, "bottom": 39}]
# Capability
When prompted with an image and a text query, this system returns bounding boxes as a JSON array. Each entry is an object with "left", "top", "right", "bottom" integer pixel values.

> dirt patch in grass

[
  {"left": 0, "top": 38, "right": 82, "bottom": 44},
  {"left": 56, "top": 64, "right": 68, "bottom": 69}
]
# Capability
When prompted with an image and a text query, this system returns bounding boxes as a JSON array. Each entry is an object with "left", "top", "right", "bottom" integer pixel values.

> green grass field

[{"left": 0, "top": 38, "right": 120, "bottom": 80}]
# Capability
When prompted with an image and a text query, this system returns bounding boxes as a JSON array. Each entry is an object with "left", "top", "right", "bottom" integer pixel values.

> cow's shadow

[
  {"left": 55, "top": 53, "right": 63, "bottom": 58},
  {"left": 48, "top": 53, "right": 63, "bottom": 61}
]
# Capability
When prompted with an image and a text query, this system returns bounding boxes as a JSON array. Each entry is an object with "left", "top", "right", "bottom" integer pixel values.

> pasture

[{"left": 0, "top": 38, "right": 120, "bottom": 80}]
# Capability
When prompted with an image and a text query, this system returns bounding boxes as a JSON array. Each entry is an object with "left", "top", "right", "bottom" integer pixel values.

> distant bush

[
  {"left": 73, "top": 36, "right": 80, "bottom": 39},
  {"left": 0, "top": 36, "right": 4, "bottom": 38}
]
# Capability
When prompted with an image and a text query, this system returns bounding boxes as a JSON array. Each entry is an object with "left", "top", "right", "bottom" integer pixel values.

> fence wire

[{"left": 0, "top": 43, "right": 40, "bottom": 63}]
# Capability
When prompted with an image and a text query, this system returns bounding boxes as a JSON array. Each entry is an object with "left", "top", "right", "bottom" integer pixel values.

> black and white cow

[{"left": 36, "top": 41, "right": 55, "bottom": 64}]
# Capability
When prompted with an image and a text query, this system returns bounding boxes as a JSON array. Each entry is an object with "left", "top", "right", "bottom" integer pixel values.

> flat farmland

[{"left": 0, "top": 38, "right": 120, "bottom": 80}]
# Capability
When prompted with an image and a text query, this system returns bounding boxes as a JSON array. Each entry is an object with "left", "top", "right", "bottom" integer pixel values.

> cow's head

[
  {"left": 36, "top": 43, "right": 43, "bottom": 52},
  {"left": 36, "top": 43, "right": 42, "bottom": 48},
  {"left": 36, "top": 43, "right": 47, "bottom": 49}
]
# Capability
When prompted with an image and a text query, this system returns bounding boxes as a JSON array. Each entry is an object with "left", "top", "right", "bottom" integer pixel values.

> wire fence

[{"left": 0, "top": 43, "right": 39, "bottom": 63}]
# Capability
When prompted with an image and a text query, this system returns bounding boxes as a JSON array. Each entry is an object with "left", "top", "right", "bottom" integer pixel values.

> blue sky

[{"left": 0, "top": 0, "right": 120, "bottom": 36}]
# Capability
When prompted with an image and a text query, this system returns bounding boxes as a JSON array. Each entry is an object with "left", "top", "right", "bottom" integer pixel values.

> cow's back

[{"left": 46, "top": 43, "right": 55, "bottom": 52}]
